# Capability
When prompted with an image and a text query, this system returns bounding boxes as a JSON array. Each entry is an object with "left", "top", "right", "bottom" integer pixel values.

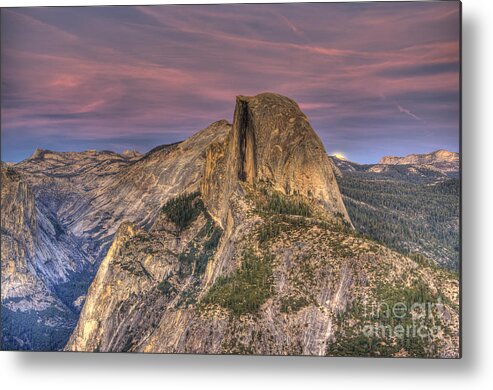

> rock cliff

[
  {"left": 1, "top": 164, "right": 84, "bottom": 349},
  {"left": 202, "top": 93, "right": 350, "bottom": 227}
]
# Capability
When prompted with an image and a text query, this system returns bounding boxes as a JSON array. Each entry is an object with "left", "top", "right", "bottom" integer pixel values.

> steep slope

[
  {"left": 15, "top": 122, "right": 230, "bottom": 259},
  {"left": 14, "top": 149, "right": 143, "bottom": 261},
  {"left": 3, "top": 121, "right": 231, "bottom": 350},
  {"left": 1, "top": 164, "right": 84, "bottom": 350},
  {"left": 73, "top": 120, "right": 230, "bottom": 250},
  {"left": 66, "top": 93, "right": 458, "bottom": 357}
]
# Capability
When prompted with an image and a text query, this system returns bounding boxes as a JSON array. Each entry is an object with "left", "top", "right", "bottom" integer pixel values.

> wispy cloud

[
  {"left": 397, "top": 105, "right": 420, "bottom": 121},
  {"left": 1, "top": 2, "right": 460, "bottom": 163}
]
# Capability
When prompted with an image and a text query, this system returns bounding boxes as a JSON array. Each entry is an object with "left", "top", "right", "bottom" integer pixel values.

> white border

[{"left": 1, "top": 1, "right": 493, "bottom": 389}]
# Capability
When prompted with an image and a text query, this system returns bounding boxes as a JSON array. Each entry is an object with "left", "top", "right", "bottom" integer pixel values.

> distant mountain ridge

[
  {"left": 378, "top": 149, "right": 459, "bottom": 174},
  {"left": 378, "top": 149, "right": 458, "bottom": 164},
  {"left": 331, "top": 149, "right": 459, "bottom": 183}
]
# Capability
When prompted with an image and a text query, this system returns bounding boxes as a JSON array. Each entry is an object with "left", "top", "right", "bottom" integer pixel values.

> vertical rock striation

[{"left": 202, "top": 93, "right": 351, "bottom": 227}]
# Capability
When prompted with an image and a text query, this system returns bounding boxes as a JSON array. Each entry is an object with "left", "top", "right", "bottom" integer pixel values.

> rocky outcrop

[
  {"left": 378, "top": 149, "right": 459, "bottom": 175},
  {"left": 202, "top": 93, "right": 351, "bottom": 227},
  {"left": 1, "top": 163, "right": 43, "bottom": 304},
  {"left": 66, "top": 185, "right": 459, "bottom": 356},
  {"left": 1, "top": 164, "right": 88, "bottom": 297},
  {"left": 122, "top": 149, "right": 141, "bottom": 159},
  {"left": 65, "top": 200, "right": 224, "bottom": 352}
]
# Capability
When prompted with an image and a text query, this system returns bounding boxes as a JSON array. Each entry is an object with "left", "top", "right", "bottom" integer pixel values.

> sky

[{"left": 0, "top": 2, "right": 460, "bottom": 164}]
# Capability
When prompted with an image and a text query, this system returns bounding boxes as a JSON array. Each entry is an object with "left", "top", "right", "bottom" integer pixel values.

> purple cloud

[{"left": 1, "top": 2, "right": 460, "bottom": 163}]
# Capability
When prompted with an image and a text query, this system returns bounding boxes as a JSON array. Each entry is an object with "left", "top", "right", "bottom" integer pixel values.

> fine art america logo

[{"left": 361, "top": 299, "right": 446, "bottom": 339}]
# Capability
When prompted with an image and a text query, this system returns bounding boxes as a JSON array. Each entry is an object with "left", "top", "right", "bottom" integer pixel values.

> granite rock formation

[
  {"left": 65, "top": 94, "right": 459, "bottom": 357},
  {"left": 2, "top": 121, "right": 230, "bottom": 350},
  {"left": 378, "top": 150, "right": 459, "bottom": 176}
]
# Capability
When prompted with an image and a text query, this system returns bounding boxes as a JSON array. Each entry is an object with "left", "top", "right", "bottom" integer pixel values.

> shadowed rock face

[
  {"left": 1, "top": 163, "right": 88, "bottom": 296},
  {"left": 1, "top": 164, "right": 83, "bottom": 350},
  {"left": 203, "top": 93, "right": 351, "bottom": 227}
]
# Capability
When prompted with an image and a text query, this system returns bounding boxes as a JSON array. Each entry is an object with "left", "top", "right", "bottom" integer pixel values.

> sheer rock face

[
  {"left": 202, "top": 93, "right": 351, "bottom": 227},
  {"left": 1, "top": 164, "right": 87, "bottom": 301},
  {"left": 1, "top": 164, "right": 83, "bottom": 350},
  {"left": 1, "top": 164, "right": 42, "bottom": 304},
  {"left": 65, "top": 206, "right": 226, "bottom": 352},
  {"left": 65, "top": 222, "right": 141, "bottom": 352}
]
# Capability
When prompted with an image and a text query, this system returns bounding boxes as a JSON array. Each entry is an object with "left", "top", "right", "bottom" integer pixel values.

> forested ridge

[{"left": 337, "top": 173, "right": 459, "bottom": 270}]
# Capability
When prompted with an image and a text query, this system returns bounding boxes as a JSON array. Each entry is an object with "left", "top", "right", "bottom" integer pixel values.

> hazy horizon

[
  {"left": 3, "top": 130, "right": 459, "bottom": 166},
  {"left": 1, "top": 3, "right": 460, "bottom": 164}
]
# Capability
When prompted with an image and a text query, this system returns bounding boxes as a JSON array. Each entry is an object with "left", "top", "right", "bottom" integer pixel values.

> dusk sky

[{"left": 1, "top": 2, "right": 460, "bottom": 163}]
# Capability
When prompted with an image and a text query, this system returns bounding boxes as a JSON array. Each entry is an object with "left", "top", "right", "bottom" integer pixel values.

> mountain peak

[
  {"left": 201, "top": 92, "right": 351, "bottom": 226},
  {"left": 121, "top": 149, "right": 141, "bottom": 159},
  {"left": 235, "top": 92, "right": 307, "bottom": 128},
  {"left": 431, "top": 149, "right": 457, "bottom": 158},
  {"left": 29, "top": 148, "right": 50, "bottom": 160},
  {"left": 379, "top": 149, "right": 459, "bottom": 165}
]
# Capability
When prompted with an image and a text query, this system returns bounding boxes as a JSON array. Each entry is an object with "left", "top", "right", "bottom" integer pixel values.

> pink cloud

[{"left": 1, "top": 2, "right": 460, "bottom": 162}]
